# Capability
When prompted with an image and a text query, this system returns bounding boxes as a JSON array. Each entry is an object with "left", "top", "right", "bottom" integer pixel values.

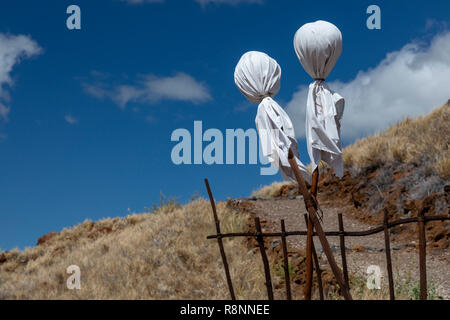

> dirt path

[{"left": 247, "top": 196, "right": 450, "bottom": 300}]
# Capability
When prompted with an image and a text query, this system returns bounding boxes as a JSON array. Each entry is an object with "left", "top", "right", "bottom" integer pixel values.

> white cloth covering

[
  {"left": 234, "top": 51, "right": 311, "bottom": 184},
  {"left": 294, "top": 20, "right": 345, "bottom": 178}
]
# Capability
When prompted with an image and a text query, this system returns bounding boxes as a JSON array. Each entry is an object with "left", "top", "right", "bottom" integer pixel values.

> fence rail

[
  {"left": 204, "top": 178, "right": 450, "bottom": 301},
  {"left": 206, "top": 215, "right": 449, "bottom": 239}
]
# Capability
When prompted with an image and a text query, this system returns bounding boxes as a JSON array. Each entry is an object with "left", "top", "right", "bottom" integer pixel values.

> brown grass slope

[
  {"left": 252, "top": 101, "right": 450, "bottom": 247},
  {"left": 0, "top": 200, "right": 267, "bottom": 299},
  {"left": 343, "top": 100, "right": 449, "bottom": 180}
]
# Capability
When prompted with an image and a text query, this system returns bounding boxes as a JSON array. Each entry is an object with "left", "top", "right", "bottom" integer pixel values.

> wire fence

[{"left": 205, "top": 178, "right": 450, "bottom": 301}]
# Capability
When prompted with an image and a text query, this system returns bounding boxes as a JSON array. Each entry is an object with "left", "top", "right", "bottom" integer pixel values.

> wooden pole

[
  {"left": 204, "top": 178, "right": 236, "bottom": 300},
  {"left": 280, "top": 220, "right": 292, "bottom": 300},
  {"left": 287, "top": 149, "right": 352, "bottom": 300},
  {"left": 383, "top": 209, "right": 395, "bottom": 300},
  {"left": 305, "top": 168, "right": 320, "bottom": 299},
  {"left": 338, "top": 213, "right": 350, "bottom": 290},
  {"left": 254, "top": 217, "right": 274, "bottom": 300},
  {"left": 304, "top": 214, "right": 324, "bottom": 300},
  {"left": 304, "top": 215, "right": 314, "bottom": 300},
  {"left": 311, "top": 167, "right": 319, "bottom": 198},
  {"left": 418, "top": 210, "right": 427, "bottom": 300}
]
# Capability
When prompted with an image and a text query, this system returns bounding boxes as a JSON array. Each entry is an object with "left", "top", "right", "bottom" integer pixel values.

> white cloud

[
  {"left": 143, "top": 73, "right": 212, "bottom": 103},
  {"left": 64, "top": 115, "right": 79, "bottom": 124},
  {"left": 0, "top": 33, "right": 42, "bottom": 121},
  {"left": 83, "top": 72, "right": 212, "bottom": 108},
  {"left": 286, "top": 31, "right": 450, "bottom": 142}
]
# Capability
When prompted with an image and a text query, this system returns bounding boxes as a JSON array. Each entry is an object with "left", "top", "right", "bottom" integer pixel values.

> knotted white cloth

[
  {"left": 294, "top": 20, "right": 345, "bottom": 178},
  {"left": 234, "top": 51, "right": 311, "bottom": 183}
]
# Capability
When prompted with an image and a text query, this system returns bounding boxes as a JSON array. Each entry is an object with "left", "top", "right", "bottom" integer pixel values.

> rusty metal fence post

[
  {"left": 418, "top": 210, "right": 427, "bottom": 300},
  {"left": 337, "top": 213, "right": 350, "bottom": 290},
  {"left": 204, "top": 178, "right": 236, "bottom": 300},
  {"left": 304, "top": 215, "right": 314, "bottom": 300},
  {"left": 280, "top": 220, "right": 292, "bottom": 300},
  {"left": 304, "top": 214, "right": 324, "bottom": 300},
  {"left": 205, "top": 178, "right": 450, "bottom": 301},
  {"left": 254, "top": 217, "right": 274, "bottom": 300},
  {"left": 383, "top": 209, "right": 395, "bottom": 300}
]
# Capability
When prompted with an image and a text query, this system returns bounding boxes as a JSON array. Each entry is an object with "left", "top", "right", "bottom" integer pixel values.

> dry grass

[
  {"left": 254, "top": 102, "right": 449, "bottom": 199},
  {"left": 344, "top": 101, "right": 450, "bottom": 179},
  {"left": 251, "top": 161, "right": 331, "bottom": 198},
  {"left": 0, "top": 199, "right": 267, "bottom": 300},
  {"left": 336, "top": 273, "right": 443, "bottom": 300},
  {"left": 251, "top": 181, "right": 296, "bottom": 198}
]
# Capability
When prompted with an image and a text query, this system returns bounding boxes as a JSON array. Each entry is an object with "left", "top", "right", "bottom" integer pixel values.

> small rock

[
  {"left": 271, "top": 240, "right": 281, "bottom": 250},
  {"left": 352, "top": 245, "right": 366, "bottom": 252},
  {"left": 0, "top": 253, "right": 6, "bottom": 264}
]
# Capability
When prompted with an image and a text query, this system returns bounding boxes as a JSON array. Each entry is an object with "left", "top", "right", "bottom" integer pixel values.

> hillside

[
  {"left": 0, "top": 102, "right": 448, "bottom": 300},
  {"left": 253, "top": 101, "right": 450, "bottom": 248},
  {"left": 0, "top": 199, "right": 267, "bottom": 299},
  {"left": 241, "top": 101, "right": 450, "bottom": 299}
]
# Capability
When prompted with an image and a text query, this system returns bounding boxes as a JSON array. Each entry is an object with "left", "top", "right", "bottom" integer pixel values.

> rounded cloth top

[
  {"left": 294, "top": 20, "right": 342, "bottom": 80},
  {"left": 234, "top": 51, "right": 281, "bottom": 103}
]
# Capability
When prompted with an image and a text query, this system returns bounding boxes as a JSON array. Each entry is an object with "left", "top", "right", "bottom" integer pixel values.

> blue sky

[{"left": 1, "top": 0, "right": 449, "bottom": 250}]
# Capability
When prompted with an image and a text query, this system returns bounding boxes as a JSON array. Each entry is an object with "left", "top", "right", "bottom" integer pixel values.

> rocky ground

[{"left": 229, "top": 195, "right": 450, "bottom": 300}]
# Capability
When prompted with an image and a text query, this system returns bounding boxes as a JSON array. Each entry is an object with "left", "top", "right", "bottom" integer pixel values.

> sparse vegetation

[
  {"left": 252, "top": 102, "right": 449, "bottom": 200},
  {"left": 147, "top": 192, "right": 182, "bottom": 214},
  {"left": 343, "top": 101, "right": 450, "bottom": 179},
  {"left": 246, "top": 102, "right": 450, "bottom": 300},
  {"left": 345, "top": 272, "right": 443, "bottom": 300},
  {"left": 0, "top": 199, "right": 267, "bottom": 299},
  {"left": 273, "top": 261, "right": 295, "bottom": 281},
  {"left": 251, "top": 181, "right": 295, "bottom": 198}
]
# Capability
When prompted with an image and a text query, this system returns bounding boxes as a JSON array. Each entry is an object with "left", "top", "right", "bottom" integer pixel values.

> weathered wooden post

[
  {"left": 234, "top": 50, "right": 312, "bottom": 300},
  {"left": 288, "top": 149, "right": 352, "bottom": 300},
  {"left": 293, "top": 20, "right": 346, "bottom": 299},
  {"left": 307, "top": 167, "right": 320, "bottom": 299}
]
